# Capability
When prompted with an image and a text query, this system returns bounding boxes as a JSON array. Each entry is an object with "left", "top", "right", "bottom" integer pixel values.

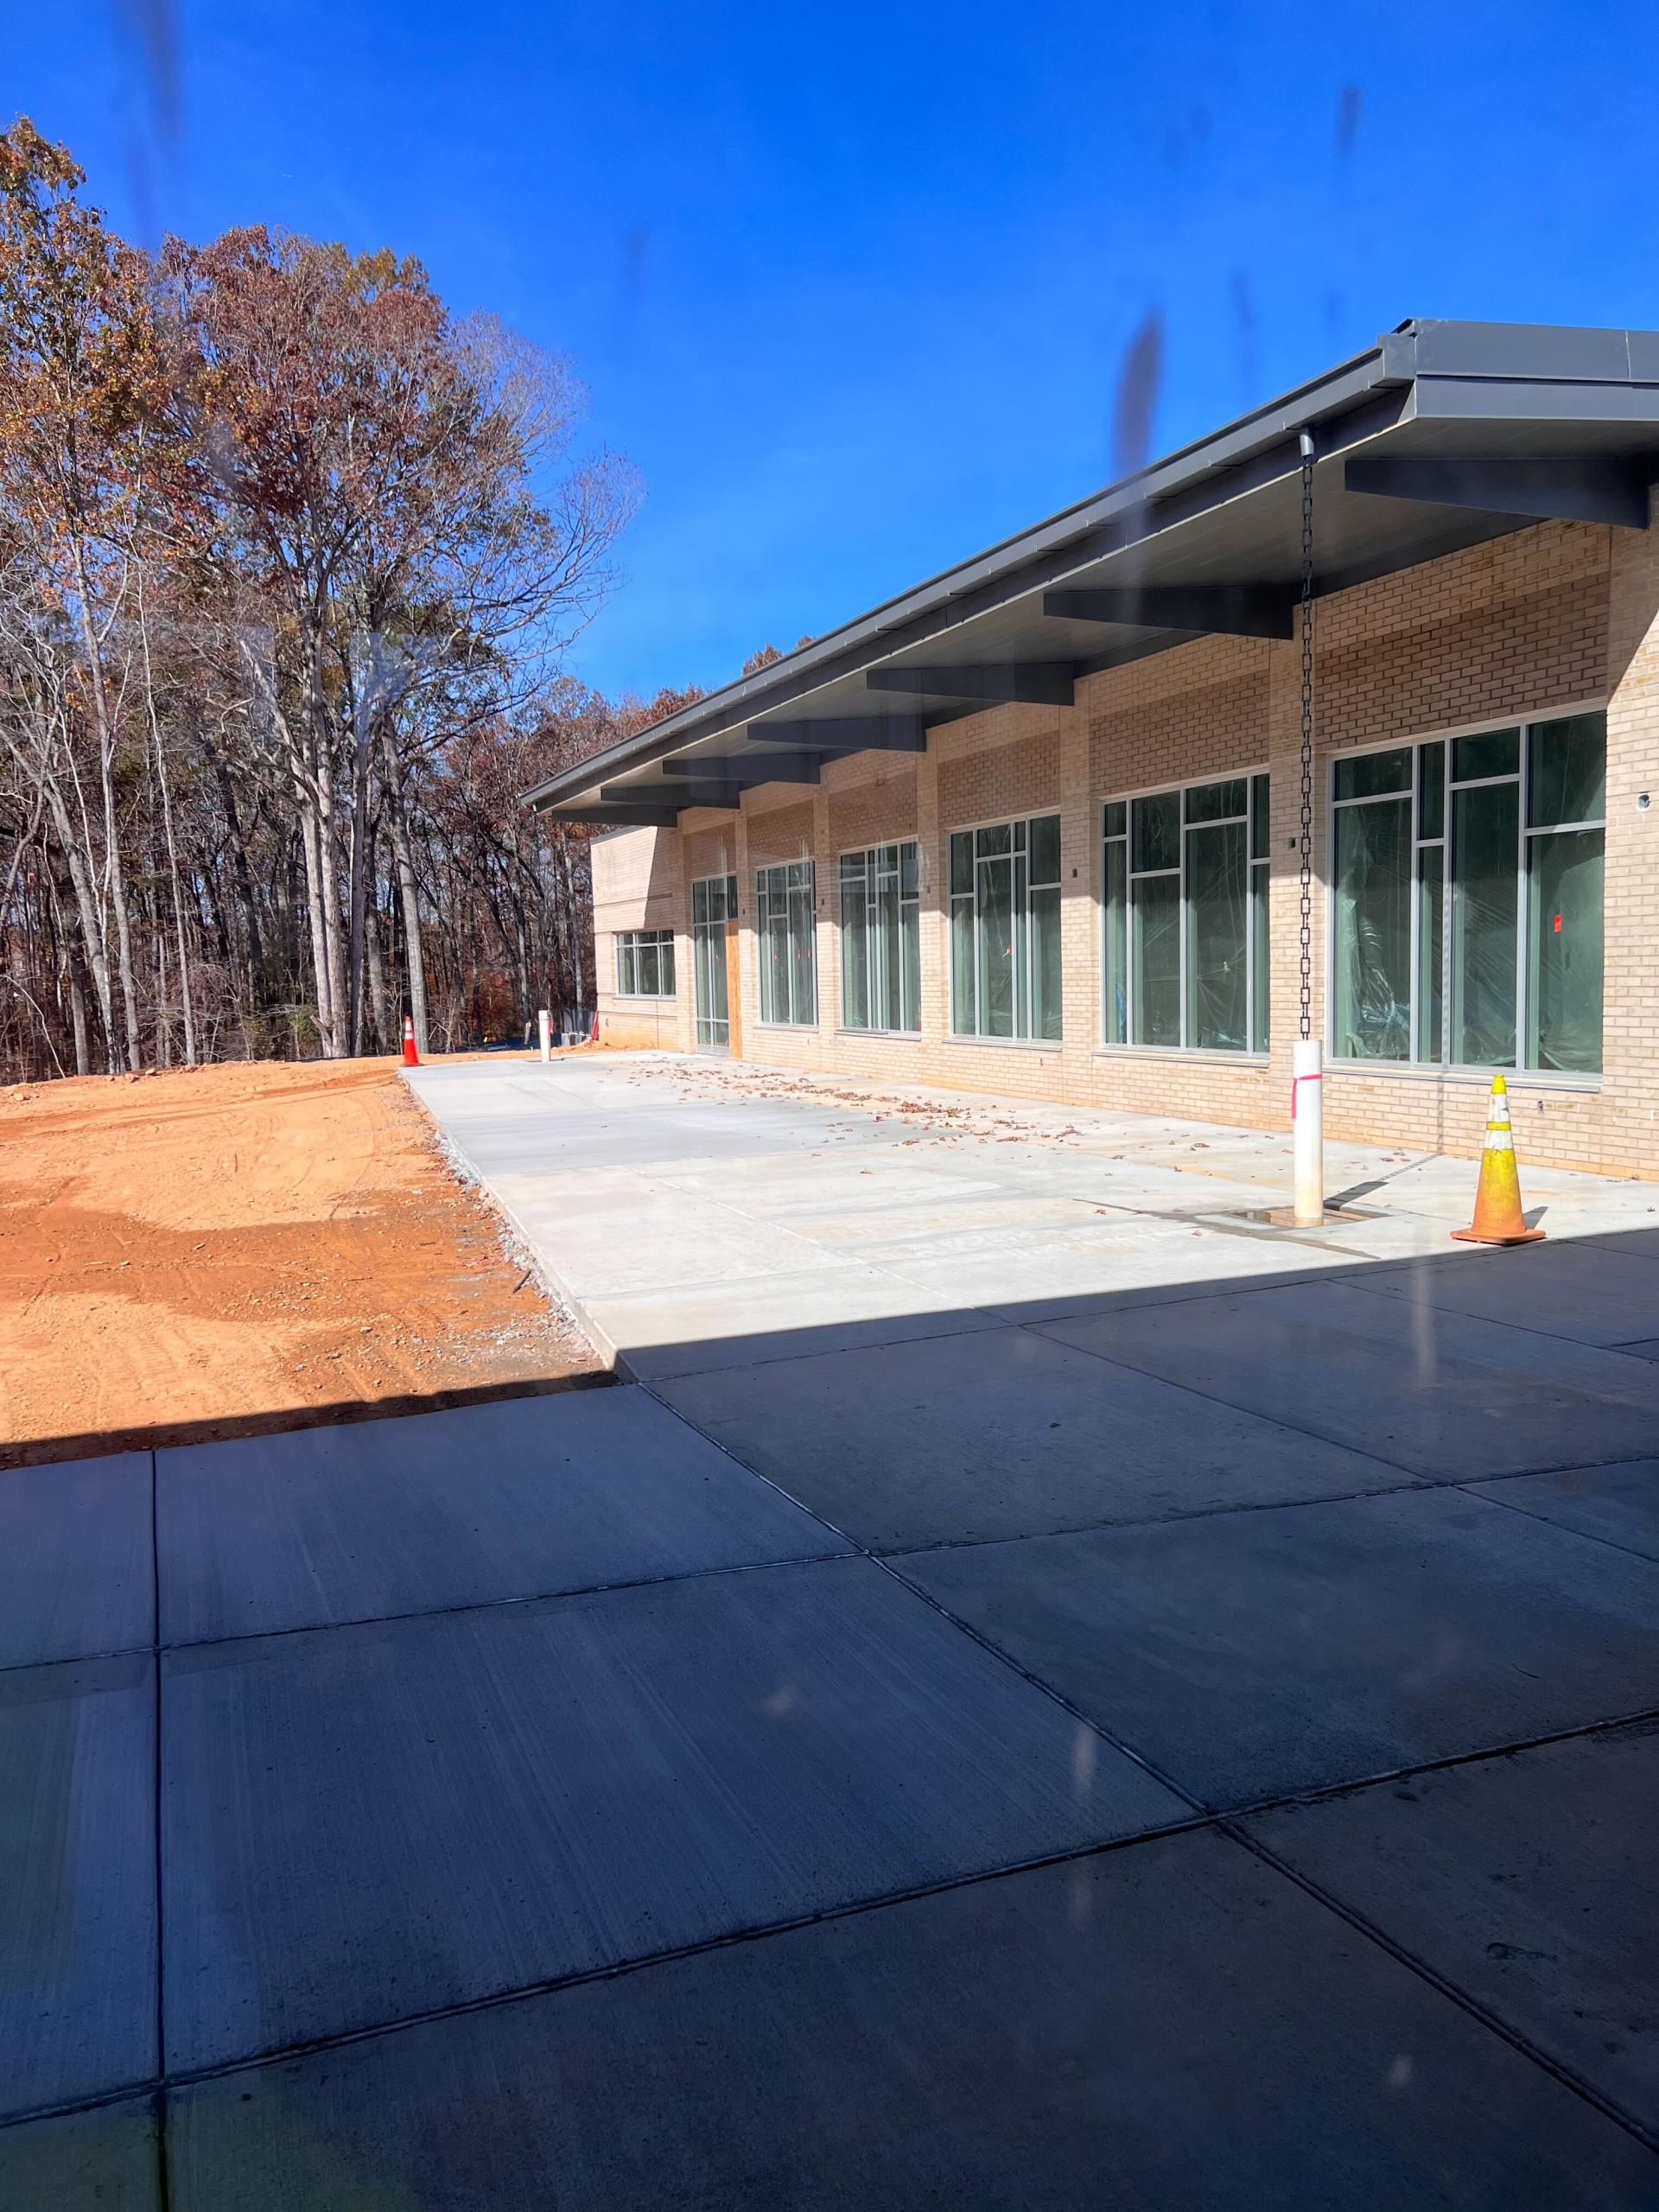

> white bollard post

[
  {"left": 537, "top": 1009, "right": 551, "bottom": 1064},
  {"left": 1293, "top": 1037, "right": 1325, "bottom": 1225}
]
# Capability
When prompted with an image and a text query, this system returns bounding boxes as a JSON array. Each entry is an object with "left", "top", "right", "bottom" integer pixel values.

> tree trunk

[
  {"left": 380, "top": 734, "right": 429, "bottom": 1054},
  {"left": 139, "top": 575, "right": 198, "bottom": 1065},
  {"left": 70, "top": 546, "right": 142, "bottom": 1069},
  {"left": 346, "top": 714, "right": 373, "bottom": 1053}
]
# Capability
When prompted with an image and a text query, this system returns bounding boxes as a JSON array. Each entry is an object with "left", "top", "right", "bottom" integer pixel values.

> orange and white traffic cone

[
  {"left": 402, "top": 1015, "right": 419, "bottom": 1067},
  {"left": 1451, "top": 1074, "right": 1543, "bottom": 1245}
]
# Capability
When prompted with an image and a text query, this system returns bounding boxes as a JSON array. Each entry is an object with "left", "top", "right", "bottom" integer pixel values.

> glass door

[{"left": 691, "top": 874, "right": 736, "bottom": 1051}]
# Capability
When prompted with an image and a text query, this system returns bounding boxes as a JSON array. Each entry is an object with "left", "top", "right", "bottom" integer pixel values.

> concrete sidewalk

[{"left": 5, "top": 1052, "right": 1659, "bottom": 2206}]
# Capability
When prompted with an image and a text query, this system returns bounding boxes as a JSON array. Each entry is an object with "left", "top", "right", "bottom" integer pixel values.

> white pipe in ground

[
  {"left": 1293, "top": 1037, "right": 1325, "bottom": 1225},
  {"left": 537, "top": 1009, "right": 551, "bottom": 1063}
]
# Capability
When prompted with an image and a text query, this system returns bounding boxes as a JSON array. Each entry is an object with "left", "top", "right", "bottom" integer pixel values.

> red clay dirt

[{"left": 0, "top": 1055, "right": 602, "bottom": 1469}]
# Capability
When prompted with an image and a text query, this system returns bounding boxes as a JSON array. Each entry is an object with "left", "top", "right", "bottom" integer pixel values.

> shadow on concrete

[{"left": 0, "top": 1370, "right": 615, "bottom": 1474}]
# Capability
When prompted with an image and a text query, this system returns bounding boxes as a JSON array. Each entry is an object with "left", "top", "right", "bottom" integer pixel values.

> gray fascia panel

[{"left": 524, "top": 320, "right": 1659, "bottom": 814}]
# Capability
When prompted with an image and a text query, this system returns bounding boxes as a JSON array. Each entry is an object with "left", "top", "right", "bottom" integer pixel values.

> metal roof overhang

[{"left": 527, "top": 320, "right": 1659, "bottom": 826}]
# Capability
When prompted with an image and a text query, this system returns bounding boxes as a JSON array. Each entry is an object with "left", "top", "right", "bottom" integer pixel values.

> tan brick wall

[{"left": 587, "top": 519, "right": 1659, "bottom": 1174}]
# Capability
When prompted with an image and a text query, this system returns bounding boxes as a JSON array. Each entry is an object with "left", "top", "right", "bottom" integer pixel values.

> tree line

[{"left": 0, "top": 117, "right": 705, "bottom": 1083}]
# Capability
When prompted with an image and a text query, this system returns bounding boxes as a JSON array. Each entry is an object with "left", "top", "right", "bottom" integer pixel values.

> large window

[
  {"left": 1103, "top": 774, "right": 1270, "bottom": 1052},
  {"left": 840, "top": 842, "right": 920, "bottom": 1033},
  {"left": 755, "top": 860, "right": 817, "bottom": 1026},
  {"left": 1332, "top": 711, "right": 1605, "bottom": 1073},
  {"left": 690, "top": 874, "right": 735, "bottom": 1050},
  {"left": 948, "top": 814, "right": 1062, "bottom": 1041},
  {"left": 614, "top": 930, "right": 676, "bottom": 999}
]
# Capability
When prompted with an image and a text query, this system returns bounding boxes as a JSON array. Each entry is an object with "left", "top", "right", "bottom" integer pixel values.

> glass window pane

[
  {"left": 767, "top": 893, "right": 791, "bottom": 1024},
  {"left": 692, "top": 880, "right": 707, "bottom": 925},
  {"left": 877, "top": 864, "right": 902, "bottom": 1030},
  {"left": 788, "top": 881, "right": 816, "bottom": 1023},
  {"left": 976, "top": 857, "right": 1014, "bottom": 1036},
  {"left": 1416, "top": 846, "right": 1444, "bottom": 1062},
  {"left": 639, "top": 941, "right": 658, "bottom": 996},
  {"left": 900, "top": 893, "right": 920, "bottom": 1031},
  {"left": 1529, "top": 714, "right": 1605, "bottom": 827},
  {"left": 1249, "top": 774, "right": 1269, "bottom": 861},
  {"left": 840, "top": 860, "right": 869, "bottom": 1029},
  {"left": 1452, "top": 728, "right": 1519, "bottom": 783},
  {"left": 900, "top": 841, "right": 918, "bottom": 897},
  {"left": 1333, "top": 798, "right": 1410, "bottom": 1060},
  {"left": 1103, "top": 841, "right": 1128, "bottom": 1045},
  {"left": 1132, "top": 791, "right": 1179, "bottom": 873},
  {"left": 1418, "top": 741, "right": 1445, "bottom": 841},
  {"left": 1028, "top": 814, "right": 1061, "bottom": 884},
  {"left": 1132, "top": 874, "right": 1180, "bottom": 1046},
  {"left": 949, "top": 831, "right": 973, "bottom": 897},
  {"left": 1031, "top": 886, "right": 1062, "bottom": 1040},
  {"left": 1185, "top": 778, "right": 1247, "bottom": 824},
  {"left": 1451, "top": 779, "right": 1519, "bottom": 1065},
  {"left": 950, "top": 898, "right": 976, "bottom": 1033},
  {"left": 660, "top": 940, "right": 675, "bottom": 995},
  {"left": 1185, "top": 820, "right": 1248, "bottom": 1050},
  {"left": 1528, "top": 828, "right": 1603, "bottom": 1072},
  {"left": 1249, "top": 863, "right": 1269, "bottom": 1052},
  {"left": 976, "top": 823, "right": 1011, "bottom": 859},
  {"left": 1013, "top": 854, "right": 1028, "bottom": 1037},
  {"left": 1335, "top": 749, "right": 1409, "bottom": 801},
  {"left": 1103, "top": 799, "right": 1127, "bottom": 840}
]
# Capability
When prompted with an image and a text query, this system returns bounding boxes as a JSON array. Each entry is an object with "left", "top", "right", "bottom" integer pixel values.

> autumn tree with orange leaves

[{"left": 0, "top": 118, "right": 651, "bottom": 1077}]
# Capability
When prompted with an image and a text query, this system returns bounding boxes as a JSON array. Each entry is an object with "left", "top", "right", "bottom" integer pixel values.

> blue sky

[{"left": 8, "top": 2, "right": 1659, "bottom": 701}]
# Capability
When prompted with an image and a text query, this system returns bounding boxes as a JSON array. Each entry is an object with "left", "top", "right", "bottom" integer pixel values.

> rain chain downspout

[{"left": 1292, "top": 428, "right": 1326, "bottom": 1225}]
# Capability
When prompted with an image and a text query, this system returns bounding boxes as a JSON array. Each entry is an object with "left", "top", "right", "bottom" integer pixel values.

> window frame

[
  {"left": 1101, "top": 768, "right": 1271, "bottom": 1057},
  {"left": 1325, "top": 708, "right": 1607, "bottom": 1078},
  {"left": 613, "top": 928, "right": 677, "bottom": 1001},
  {"left": 754, "top": 857, "right": 818, "bottom": 1028},
  {"left": 945, "top": 809, "right": 1064, "bottom": 1046},
  {"left": 838, "top": 838, "right": 921, "bottom": 1035}
]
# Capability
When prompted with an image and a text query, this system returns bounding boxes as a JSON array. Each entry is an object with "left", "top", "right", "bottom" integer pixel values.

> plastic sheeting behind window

[{"left": 1334, "top": 798, "right": 1410, "bottom": 1060}]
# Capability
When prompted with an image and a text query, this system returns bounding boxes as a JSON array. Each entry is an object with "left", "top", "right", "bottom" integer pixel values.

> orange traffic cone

[
  {"left": 1452, "top": 1075, "right": 1543, "bottom": 1246},
  {"left": 402, "top": 1015, "right": 419, "bottom": 1067}
]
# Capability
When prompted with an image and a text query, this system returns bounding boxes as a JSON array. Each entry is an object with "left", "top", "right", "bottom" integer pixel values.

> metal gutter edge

[{"left": 524, "top": 329, "right": 1411, "bottom": 810}]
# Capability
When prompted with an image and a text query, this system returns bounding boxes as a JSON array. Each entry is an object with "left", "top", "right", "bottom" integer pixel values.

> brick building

[{"left": 529, "top": 322, "right": 1659, "bottom": 1176}]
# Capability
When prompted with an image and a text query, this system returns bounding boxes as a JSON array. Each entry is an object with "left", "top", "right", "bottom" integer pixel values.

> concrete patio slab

[
  {"left": 0, "top": 1452, "right": 152, "bottom": 1669},
  {"left": 165, "top": 1828, "right": 1657, "bottom": 2211},
  {"left": 0, "top": 1653, "right": 156, "bottom": 2118},
  {"left": 1467, "top": 1459, "right": 1659, "bottom": 1566},
  {"left": 491, "top": 1187, "right": 836, "bottom": 1300},
  {"left": 658, "top": 1325, "right": 1410, "bottom": 1551},
  {"left": 407, "top": 1057, "right": 1659, "bottom": 1403},
  {"left": 1245, "top": 1720, "right": 1659, "bottom": 2135},
  {"left": 1344, "top": 1236, "right": 1659, "bottom": 1348},
  {"left": 0, "top": 2100, "right": 158, "bottom": 2211},
  {"left": 582, "top": 1268, "right": 999, "bottom": 1381},
  {"left": 160, "top": 1555, "right": 1184, "bottom": 2069},
  {"left": 899, "top": 1488, "right": 1659, "bottom": 1807},
  {"left": 1040, "top": 1276, "right": 1659, "bottom": 1479},
  {"left": 157, "top": 1387, "right": 844, "bottom": 1644},
  {"left": 885, "top": 1219, "right": 1356, "bottom": 1324}
]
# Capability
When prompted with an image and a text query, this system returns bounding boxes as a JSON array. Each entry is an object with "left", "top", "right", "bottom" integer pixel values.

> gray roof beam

[
  {"left": 540, "top": 804, "right": 682, "bottom": 827},
  {"left": 866, "top": 663, "right": 1077, "bottom": 706},
  {"left": 745, "top": 716, "right": 931, "bottom": 752},
  {"left": 1344, "top": 454, "right": 1652, "bottom": 529},
  {"left": 660, "top": 753, "right": 823, "bottom": 785},
  {"left": 1043, "top": 585, "right": 1294, "bottom": 638}
]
